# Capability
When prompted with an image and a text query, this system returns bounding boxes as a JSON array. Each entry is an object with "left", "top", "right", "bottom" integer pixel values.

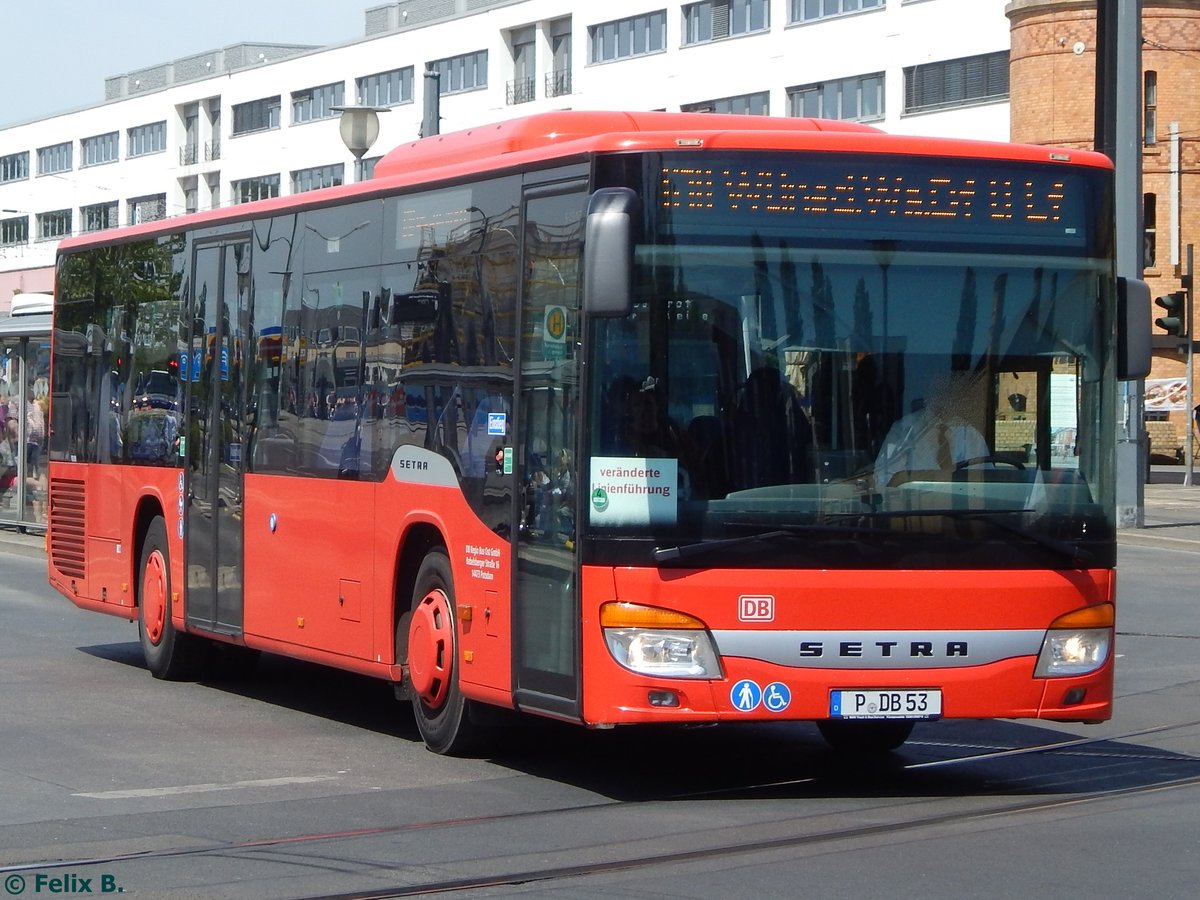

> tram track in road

[
  {"left": 297, "top": 777, "right": 1200, "bottom": 900},
  {"left": 4, "top": 718, "right": 1200, "bottom": 898}
]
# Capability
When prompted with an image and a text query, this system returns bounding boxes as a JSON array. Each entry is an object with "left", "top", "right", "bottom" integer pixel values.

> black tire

[
  {"left": 817, "top": 719, "right": 915, "bottom": 754},
  {"left": 404, "top": 549, "right": 480, "bottom": 755},
  {"left": 137, "top": 516, "right": 203, "bottom": 680}
]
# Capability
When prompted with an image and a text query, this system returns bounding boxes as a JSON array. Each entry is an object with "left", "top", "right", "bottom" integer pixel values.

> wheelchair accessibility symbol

[
  {"left": 763, "top": 682, "right": 791, "bottom": 713},
  {"left": 732, "top": 680, "right": 791, "bottom": 713}
]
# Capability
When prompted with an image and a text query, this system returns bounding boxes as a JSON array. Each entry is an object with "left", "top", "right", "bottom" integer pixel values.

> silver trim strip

[
  {"left": 710, "top": 629, "right": 1044, "bottom": 669},
  {"left": 389, "top": 445, "right": 459, "bottom": 487}
]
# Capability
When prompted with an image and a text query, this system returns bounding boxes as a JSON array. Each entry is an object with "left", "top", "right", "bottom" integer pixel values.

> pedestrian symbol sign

[
  {"left": 731, "top": 679, "right": 762, "bottom": 711},
  {"left": 730, "top": 679, "right": 790, "bottom": 713}
]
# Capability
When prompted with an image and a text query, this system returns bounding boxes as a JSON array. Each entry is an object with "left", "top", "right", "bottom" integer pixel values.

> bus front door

[
  {"left": 513, "top": 184, "right": 587, "bottom": 719},
  {"left": 184, "top": 240, "right": 250, "bottom": 636}
]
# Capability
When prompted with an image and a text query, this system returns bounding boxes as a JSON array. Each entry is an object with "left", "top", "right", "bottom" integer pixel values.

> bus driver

[{"left": 874, "top": 371, "right": 989, "bottom": 487}]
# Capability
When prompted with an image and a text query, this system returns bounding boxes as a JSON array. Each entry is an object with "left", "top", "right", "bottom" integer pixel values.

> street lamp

[{"left": 332, "top": 106, "right": 389, "bottom": 182}]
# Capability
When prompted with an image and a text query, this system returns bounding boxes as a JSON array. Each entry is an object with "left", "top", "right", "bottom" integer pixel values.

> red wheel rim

[
  {"left": 142, "top": 549, "right": 167, "bottom": 645},
  {"left": 408, "top": 589, "right": 453, "bottom": 709}
]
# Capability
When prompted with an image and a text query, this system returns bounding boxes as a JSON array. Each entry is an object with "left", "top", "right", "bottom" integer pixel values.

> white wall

[{"left": 0, "top": 0, "right": 1012, "bottom": 286}]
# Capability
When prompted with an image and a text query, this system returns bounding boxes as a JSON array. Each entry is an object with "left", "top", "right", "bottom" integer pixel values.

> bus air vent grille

[{"left": 49, "top": 477, "right": 86, "bottom": 579}]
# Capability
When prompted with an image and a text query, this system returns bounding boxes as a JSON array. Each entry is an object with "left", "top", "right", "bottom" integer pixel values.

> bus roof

[{"left": 56, "top": 109, "right": 1113, "bottom": 255}]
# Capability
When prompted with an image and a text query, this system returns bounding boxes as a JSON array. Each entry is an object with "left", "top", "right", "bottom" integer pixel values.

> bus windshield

[{"left": 585, "top": 151, "right": 1116, "bottom": 569}]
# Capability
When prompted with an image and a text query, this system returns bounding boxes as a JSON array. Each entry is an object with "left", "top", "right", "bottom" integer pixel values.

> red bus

[{"left": 47, "top": 110, "right": 1150, "bottom": 755}]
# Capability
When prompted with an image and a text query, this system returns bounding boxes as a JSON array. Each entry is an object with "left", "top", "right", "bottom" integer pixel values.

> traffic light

[{"left": 1154, "top": 290, "right": 1187, "bottom": 337}]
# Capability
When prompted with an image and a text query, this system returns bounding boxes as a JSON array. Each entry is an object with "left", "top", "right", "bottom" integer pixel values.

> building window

[
  {"left": 36, "top": 209, "right": 72, "bottom": 240},
  {"left": 36, "top": 142, "right": 72, "bottom": 175},
  {"left": 128, "top": 194, "right": 167, "bottom": 225},
  {"left": 128, "top": 122, "right": 167, "bottom": 158},
  {"left": 1, "top": 215, "right": 28, "bottom": 247},
  {"left": 589, "top": 11, "right": 667, "bottom": 63},
  {"left": 181, "top": 103, "right": 200, "bottom": 164},
  {"left": 430, "top": 50, "right": 489, "bottom": 94},
  {"left": 208, "top": 99, "right": 221, "bottom": 161},
  {"left": 292, "top": 81, "right": 345, "bottom": 124},
  {"left": 291, "top": 163, "right": 345, "bottom": 194},
  {"left": 232, "top": 96, "right": 281, "bottom": 135},
  {"left": 232, "top": 174, "right": 280, "bottom": 204},
  {"left": 508, "top": 25, "right": 536, "bottom": 105},
  {"left": 360, "top": 156, "right": 381, "bottom": 181},
  {"left": 1, "top": 151, "right": 29, "bottom": 184},
  {"left": 548, "top": 18, "right": 573, "bottom": 97},
  {"left": 357, "top": 67, "right": 414, "bottom": 107},
  {"left": 1144, "top": 70, "right": 1157, "bottom": 146},
  {"left": 682, "top": 91, "right": 770, "bottom": 115},
  {"left": 790, "top": 0, "right": 883, "bottom": 23},
  {"left": 81, "top": 132, "right": 119, "bottom": 167},
  {"left": 904, "top": 51, "right": 1009, "bottom": 114},
  {"left": 683, "top": 0, "right": 769, "bottom": 44},
  {"left": 789, "top": 72, "right": 884, "bottom": 121},
  {"left": 1144, "top": 193, "right": 1156, "bottom": 270},
  {"left": 82, "top": 202, "right": 119, "bottom": 233}
]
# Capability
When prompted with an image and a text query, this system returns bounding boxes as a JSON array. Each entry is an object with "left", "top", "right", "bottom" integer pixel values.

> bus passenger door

[
  {"left": 513, "top": 183, "right": 587, "bottom": 719},
  {"left": 184, "top": 240, "right": 250, "bottom": 636}
]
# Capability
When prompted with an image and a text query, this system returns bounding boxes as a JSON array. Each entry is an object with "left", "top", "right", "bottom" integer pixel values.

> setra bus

[{"left": 47, "top": 110, "right": 1150, "bottom": 754}]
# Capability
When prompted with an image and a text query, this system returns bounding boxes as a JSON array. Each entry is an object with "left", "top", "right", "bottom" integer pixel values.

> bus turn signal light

[
  {"left": 599, "top": 602, "right": 705, "bottom": 629},
  {"left": 1048, "top": 603, "right": 1114, "bottom": 629}
]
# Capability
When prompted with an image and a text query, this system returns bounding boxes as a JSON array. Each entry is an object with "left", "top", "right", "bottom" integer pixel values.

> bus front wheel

[
  {"left": 137, "top": 516, "right": 202, "bottom": 680},
  {"left": 405, "top": 549, "right": 479, "bottom": 755}
]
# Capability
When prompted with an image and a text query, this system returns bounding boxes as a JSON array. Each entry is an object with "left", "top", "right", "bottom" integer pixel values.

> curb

[{"left": 0, "top": 529, "right": 47, "bottom": 559}]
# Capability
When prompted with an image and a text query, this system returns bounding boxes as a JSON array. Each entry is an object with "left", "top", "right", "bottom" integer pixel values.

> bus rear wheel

[
  {"left": 405, "top": 549, "right": 479, "bottom": 755},
  {"left": 817, "top": 719, "right": 914, "bottom": 755},
  {"left": 137, "top": 516, "right": 202, "bottom": 680}
]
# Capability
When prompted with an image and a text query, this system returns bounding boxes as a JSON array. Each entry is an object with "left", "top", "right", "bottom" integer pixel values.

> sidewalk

[
  {"left": 5, "top": 469, "right": 1199, "bottom": 559},
  {"left": 1122, "top": 466, "right": 1200, "bottom": 551},
  {"left": 0, "top": 523, "right": 46, "bottom": 559}
]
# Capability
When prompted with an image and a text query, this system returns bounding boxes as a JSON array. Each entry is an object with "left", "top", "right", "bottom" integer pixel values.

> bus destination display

[{"left": 657, "top": 156, "right": 1094, "bottom": 247}]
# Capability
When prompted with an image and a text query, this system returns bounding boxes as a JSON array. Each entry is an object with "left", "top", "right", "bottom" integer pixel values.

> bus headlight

[
  {"left": 1034, "top": 604, "right": 1114, "bottom": 677},
  {"left": 600, "top": 602, "right": 721, "bottom": 679}
]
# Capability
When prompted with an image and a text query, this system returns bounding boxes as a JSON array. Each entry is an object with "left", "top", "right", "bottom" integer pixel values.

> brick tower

[{"left": 1009, "top": 0, "right": 1200, "bottom": 453}]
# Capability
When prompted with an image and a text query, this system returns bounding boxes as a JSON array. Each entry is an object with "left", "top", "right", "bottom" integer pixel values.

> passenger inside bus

[{"left": 731, "top": 365, "right": 813, "bottom": 489}]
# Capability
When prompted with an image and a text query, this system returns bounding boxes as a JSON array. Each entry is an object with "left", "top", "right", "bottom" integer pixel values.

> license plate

[{"left": 830, "top": 689, "right": 941, "bottom": 719}]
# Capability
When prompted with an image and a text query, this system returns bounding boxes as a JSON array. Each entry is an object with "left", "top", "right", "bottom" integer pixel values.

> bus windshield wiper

[
  {"left": 653, "top": 529, "right": 802, "bottom": 563},
  {"left": 845, "top": 508, "right": 1094, "bottom": 566}
]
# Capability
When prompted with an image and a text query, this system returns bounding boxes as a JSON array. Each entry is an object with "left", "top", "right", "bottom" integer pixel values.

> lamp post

[{"left": 332, "top": 106, "right": 388, "bottom": 182}]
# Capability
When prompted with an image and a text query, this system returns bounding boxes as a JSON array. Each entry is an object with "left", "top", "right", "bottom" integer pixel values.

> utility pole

[
  {"left": 1185, "top": 243, "right": 1195, "bottom": 485},
  {"left": 421, "top": 67, "right": 441, "bottom": 138},
  {"left": 1097, "top": 0, "right": 1145, "bottom": 527}
]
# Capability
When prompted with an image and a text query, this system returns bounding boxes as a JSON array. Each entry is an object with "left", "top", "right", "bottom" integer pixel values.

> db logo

[{"left": 739, "top": 595, "right": 774, "bottom": 622}]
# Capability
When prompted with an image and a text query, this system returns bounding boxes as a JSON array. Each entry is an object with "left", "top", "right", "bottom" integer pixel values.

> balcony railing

[
  {"left": 545, "top": 69, "right": 572, "bottom": 99},
  {"left": 179, "top": 143, "right": 199, "bottom": 166},
  {"left": 506, "top": 76, "right": 536, "bottom": 105},
  {"left": 205, "top": 140, "right": 221, "bottom": 162}
]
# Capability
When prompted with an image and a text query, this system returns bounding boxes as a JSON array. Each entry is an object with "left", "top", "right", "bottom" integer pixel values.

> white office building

[{"left": 0, "top": 0, "right": 1012, "bottom": 307}]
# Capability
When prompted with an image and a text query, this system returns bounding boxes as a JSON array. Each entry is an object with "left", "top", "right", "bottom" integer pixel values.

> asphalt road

[{"left": 0, "top": 515, "right": 1197, "bottom": 899}]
